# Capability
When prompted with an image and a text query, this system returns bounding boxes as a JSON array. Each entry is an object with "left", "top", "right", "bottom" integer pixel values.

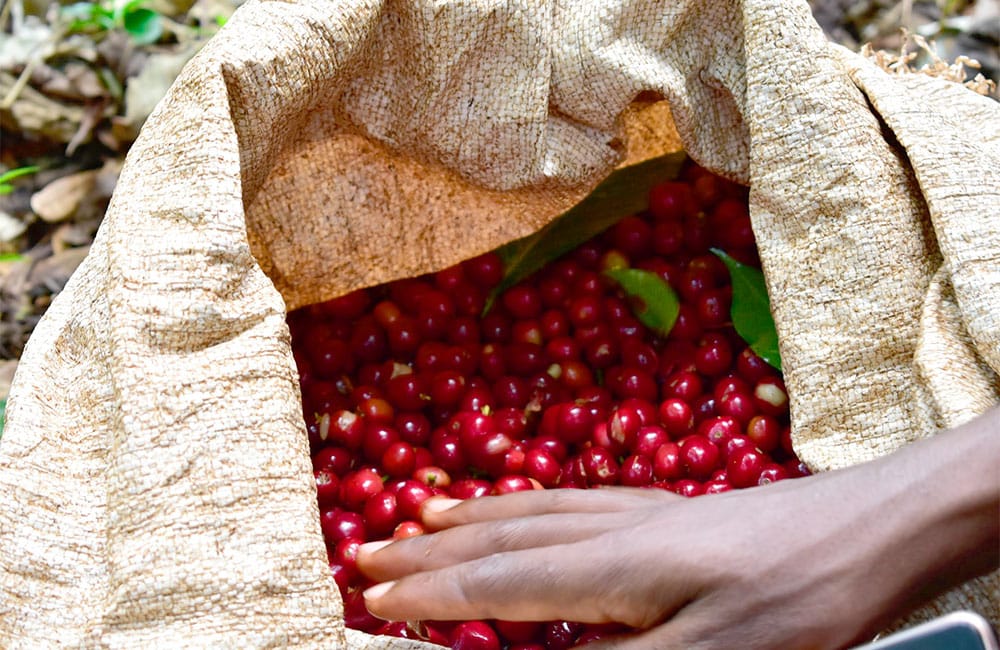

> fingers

[
  {"left": 363, "top": 541, "right": 646, "bottom": 625},
  {"left": 421, "top": 486, "right": 676, "bottom": 530},
  {"left": 358, "top": 510, "right": 634, "bottom": 582}
]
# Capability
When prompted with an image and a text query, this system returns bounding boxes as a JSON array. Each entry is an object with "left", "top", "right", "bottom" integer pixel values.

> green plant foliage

[
  {"left": 603, "top": 268, "right": 681, "bottom": 337},
  {"left": 712, "top": 248, "right": 782, "bottom": 371},
  {"left": 61, "top": 0, "right": 163, "bottom": 44},
  {"left": 489, "top": 152, "right": 687, "bottom": 308},
  {"left": 0, "top": 166, "right": 40, "bottom": 195}
]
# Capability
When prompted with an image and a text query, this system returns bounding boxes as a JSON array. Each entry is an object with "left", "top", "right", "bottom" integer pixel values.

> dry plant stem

[
  {"left": 359, "top": 408, "right": 1000, "bottom": 650},
  {"left": 862, "top": 29, "right": 998, "bottom": 95}
]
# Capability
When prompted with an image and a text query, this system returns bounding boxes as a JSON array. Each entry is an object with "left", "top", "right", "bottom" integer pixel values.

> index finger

[{"left": 421, "top": 486, "right": 676, "bottom": 530}]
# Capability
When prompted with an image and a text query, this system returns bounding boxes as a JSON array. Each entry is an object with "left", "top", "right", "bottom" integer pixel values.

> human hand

[
  {"left": 358, "top": 480, "right": 882, "bottom": 649},
  {"left": 357, "top": 409, "right": 999, "bottom": 649}
]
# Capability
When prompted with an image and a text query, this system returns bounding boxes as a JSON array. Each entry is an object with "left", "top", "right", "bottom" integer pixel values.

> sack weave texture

[{"left": 1, "top": 0, "right": 997, "bottom": 646}]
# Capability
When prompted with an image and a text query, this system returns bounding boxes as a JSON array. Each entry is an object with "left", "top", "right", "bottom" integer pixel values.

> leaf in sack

[
  {"left": 489, "top": 152, "right": 686, "bottom": 306},
  {"left": 711, "top": 248, "right": 781, "bottom": 371},
  {"left": 603, "top": 268, "right": 680, "bottom": 337},
  {"left": 0, "top": 398, "right": 6, "bottom": 439},
  {"left": 123, "top": 8, "right": 163, "bottom": 45}
]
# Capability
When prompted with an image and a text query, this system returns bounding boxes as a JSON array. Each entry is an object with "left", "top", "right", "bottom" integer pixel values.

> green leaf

[
  {"left": 0, "top": 166, "right": 39, "bottom": 195},
  {"left": 0, "top": 398, "right": 6, "bottom": 440},
  {"left": 489, "top": 152, "right": 687, "bottom": 307},
  {"left": 603, "top": 268, "right": 680, "bottom": 337},
  {"left": 712, "top": 248, "right": 782, "bottom": 371},
  {"left": 123, "top": 8, "right": 162, "bottom": 44},
  {"left": 0, "top": 166, "right": 39, "bottom": 186},
  {"left": 0, "top": 253, "right": 26, "bottom": 262}
]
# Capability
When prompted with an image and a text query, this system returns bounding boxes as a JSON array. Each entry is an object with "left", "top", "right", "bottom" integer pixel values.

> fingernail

[
  {"left": 422, "top": 497, "right": 463, "bottom": 514},
  {"left": 358, "top": 540, "right": 393, "bottom": 557},
  {"left": 363, "top": 581, "right": 396, "bottom": 601}
]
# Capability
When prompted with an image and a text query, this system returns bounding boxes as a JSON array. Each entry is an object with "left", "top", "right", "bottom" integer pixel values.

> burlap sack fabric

[{"left": 1, "top": 0, "right": 997, "bottom": 646}]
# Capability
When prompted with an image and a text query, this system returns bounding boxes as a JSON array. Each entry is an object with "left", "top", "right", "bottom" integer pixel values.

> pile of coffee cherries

[{"left": 288, "top": 162, "right": 809, "bottom": 649}]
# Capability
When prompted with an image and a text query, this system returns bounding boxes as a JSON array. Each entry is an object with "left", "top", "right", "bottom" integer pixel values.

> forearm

[{"left": 827, "top": 406, "right": 999, "bottom": 633}]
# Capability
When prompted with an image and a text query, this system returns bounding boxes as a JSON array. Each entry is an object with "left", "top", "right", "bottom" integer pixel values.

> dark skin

[{"left": 358, "top": 407, "right": 999, "bottom": 650}]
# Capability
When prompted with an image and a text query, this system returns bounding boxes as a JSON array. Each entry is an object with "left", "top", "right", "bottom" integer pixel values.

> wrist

[{"left": 830, "top": 407, "right": 999, "bottom": 632}]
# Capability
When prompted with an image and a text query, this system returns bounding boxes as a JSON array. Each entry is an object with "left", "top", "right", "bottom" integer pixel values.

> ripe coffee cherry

[
  {"left": 679, "top": 435, "right": 720, "bottom": 480},
  {"left": 334, "top": 537, "right": 362, "bottom": 575},
  {"left": 412, "top": 465, "right": 451, "bottom": 489},
  {"left": 466, "top": 432, "right": 515, "bottom": 472},
  {"left": 652, "top": 220, "right": 684, "bottom": 255},
  {"left": 633, "top": 425, "right": 671, "bottom": 458},
  {"left": 712, "top": 374, "right": 751, "bottom": 402},
  {"left": 717, "top": 389, "right": 757, "bottom": 424},
  {"left": 526, "top": 435, "right": 568, "bottom": 462},
  {"left": 653, "top": 442, "right": 684, "bottom": 480},
  {"left": 494, "top": 620, "right": 543, "bottom": 644},
  {"left": 736, "top": 347, "right": 772, "bottom": 383},
  {"left": 611, "top": 215, "right": 653, "bottom": 258},
  {"left": 385, "top": 373, "right": 429, "bottom": 411},
  {"left": 396, "top": 480, "right": 435, "bottom": 520},
  {"left": 722, "top": 434, "right": 755, "bottom": 462},
  {"left": 664, "top": 370, "right": 703, "bottom": 403},
  {"left": 395, "top": 411, "right": 432, "bottom": 446},
  {"left": 493, "top": 475, "right": 539, "bottom": 494},
  {"left": 363, "top": 491, "right": 399, "bottom": 537},
  {"left": 620, "top": 454, "right": 654, "bottom": 487},
  {"left": 758, "top": 462, "right": 790, "bottom": 485},
  {"left": 658, "top": 398, "right": 695, "bottom": 438},
  {"left": 328, "top": 561, "right": 353, "bottom": 595},
  {"left": 608, "top": 406, "right": 643, "bottom": 449},
  {"left": 606, "top": 365, "right": 658, "bottom": 402},
  {"left": 362, "top": 422, "right": 401, "bottom": 463},
  {"left": 429, "top": 431, "right": 465, "bottom": 474},
  {"left": 451, "top": 621, "right": 501, "bottom": 650},
  {"left": 312, "top": 445, "right": 354, "bottom": 476},
  {"left": 393, "top": 520, "right": 425, "bottom": 539},
  {"left": 338, "top": 468, "right": 383, "bottom": 511},
  {"left": 314, "top": 469, "right": 340, "bottom": 507},
  {"left": 502, "top": 286, "right": 543, "bottom": 320},
  {"left": 746, "top": 414, "right": 781, "bottom": 453},
  {"left": 545, "top": 621, "right": 584, "bottom": 650},
  {"left": 698, "top": 415, "right": 741, "bottom": 448},
  {"left": 320, "top": 509, "right": 366, "bottom": 543},
  {"left": 381, "top": 442, "right": 416, "bottom": 478},
  {"left": 328, "top": 410, "right": 365, "bottom": 450},
  {"left": 523, "top": 449, "right": 562, "bottom": 488},
  {"left": 672, "top": 478, "right": 705, "bottom": 497},
  {"left": 450, "top": 479, "right": 492, "bottom": 500},
  {"left": 648, "top": 180, "right": 696, "bottom": 221},
  {"left": 704, "top": 479, "right": 733, "bottom": 494},
  {"left": 728, "top": 447, "right": 767, "bottom": 488},
  {"left": 753, "top": 376, "right": 789, "bottom": 416},
  {"left": 375, "top": 621, "right": 428, "bottom": 641},
  {"left": 694, "top": 336, "right": 733, "bottom": 377},
  {"left": 357, "top": 396, "right": 395, "bottom": 423},
  {"left": 462, "top": 252, "right": 504, "bottom": 288},
  {"left": 342, "top": 588, "right": 382, "bottom": 632},
  {"left": 581, "top": 447, "right": 620, "bottom": 485}
]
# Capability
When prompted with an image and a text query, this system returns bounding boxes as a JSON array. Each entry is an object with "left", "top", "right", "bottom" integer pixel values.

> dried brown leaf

[
  {"left": 25, "top": 244, "right": 89, "bottom": 294},
  {"left": 29, "top": 169, "right": 98, "bottom": 223}
]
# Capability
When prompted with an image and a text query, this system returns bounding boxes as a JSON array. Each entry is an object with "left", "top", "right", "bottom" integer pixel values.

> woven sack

[{"left": 1, "top": 0, "right": 997, "bottom": 647}]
